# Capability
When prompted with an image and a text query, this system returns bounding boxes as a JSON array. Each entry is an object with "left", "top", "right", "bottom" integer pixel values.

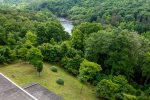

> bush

[
  {"left": 65, "top": 47, "right": 77, "bottom": 58},
  {"left": 39, "top": 43, "right": 62, "bottom": 62},
  {"left": 79, "top": 59, "right": 102, "bottom": 83},
  {"left": 61, "top": 55, "right": 83, "bottom": 76},
  {"left": 96, "top": 79, "right": 120, "bottom": 99},
  {"left": 137, "top": 95, "right": 150, "bottom": 100},
  {"left": 56, "top": 78, "right": 64, "bottom": 85},
  {"left": 0, "top": 46, "right": 13, "bottom": 63},
  {"left": 145, "top": 87, "right": 150, "bottom": 96},
  {"left": 0, "top": 54, "right": 5, "bottom": 63},
  {"left": 112, "top": 75, "right": 137, "bottom": 95},
  {"left": 60, "top": 56, "right": 69, "bottom": 67},
  {"left": 123, "top": 93, "right": 137, "bottom": 100},
  {"left": 96, "top": 76, "right": 137, "bottom": 99},
  {"left": 50, "top": 66, "right": 58, "bottom": 72}
]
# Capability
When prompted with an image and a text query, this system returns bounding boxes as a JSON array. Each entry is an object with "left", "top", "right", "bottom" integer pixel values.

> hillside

[
  {"left": 31, "top": 0, "right": 150, "bottom": 33},
  {"left": 0, "top": 0, "right": 150, "bottom": 100},
  {"left": 0, "top": 62, "right": 97, "bottom": 100}
]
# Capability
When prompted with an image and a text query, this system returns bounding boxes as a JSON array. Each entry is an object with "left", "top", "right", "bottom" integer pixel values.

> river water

[{"left": 58, "top": 17, "right": 73, "bottom": 35}]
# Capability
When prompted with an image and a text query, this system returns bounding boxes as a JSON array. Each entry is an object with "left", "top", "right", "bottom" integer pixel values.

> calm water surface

[{"left": 59, "top": 18, "right": 73, "bottom": 35}]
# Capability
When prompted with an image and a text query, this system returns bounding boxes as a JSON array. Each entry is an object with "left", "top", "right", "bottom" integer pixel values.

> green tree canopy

[
  {"left": 79, "top": 59, "right": 102, "bottom": 83},
  {"left": 85, "top": 29, "right": 141, "bottom": 78},
  {"left": 26, "top": 47, "right": 43, "bottom": 65}
]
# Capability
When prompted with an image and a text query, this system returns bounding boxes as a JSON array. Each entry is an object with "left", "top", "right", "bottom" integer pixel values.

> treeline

[{"left": 29, "top": 0, "right": 150, "bottom": 34}]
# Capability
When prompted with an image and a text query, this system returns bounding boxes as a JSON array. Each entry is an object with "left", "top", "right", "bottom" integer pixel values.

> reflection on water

[{"left": 59, "top": 18, "right": 73, "bottom": 35}]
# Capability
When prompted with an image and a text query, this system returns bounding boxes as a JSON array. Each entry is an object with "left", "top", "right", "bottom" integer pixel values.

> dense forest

[
  {"left": 0, "top": 0, "right": 150, "bottom": 100},
  {"left": 29, "top": 0, "right": 150, "bottom": 34}
]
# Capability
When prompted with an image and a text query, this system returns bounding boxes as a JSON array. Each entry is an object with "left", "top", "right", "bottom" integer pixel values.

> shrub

[
  {"left": 0, "top": 54, "right": 5, "bottom": 63},
  {"left": 39, "top": 43, "right": 62, "bottom": 62},
  {"left": 0, "top": 46, "right": 14, "bottom": 63},
  {"left": 50, "top": 66, "right": 58, "bottom": 72},
  {"left": 60, "top": 56, "right": 69, "bottom": 68},
  {"left": 123, "top": 93, "right": 137, "bottom": 100},
  {"left": 79, "top": 59, "right": 102, "bottom": 83},
  {"left": 137, "top": 95, "right": 150, "bottom": 100},
  {"left": 65, "top": 47, "right": 77, "bottom": 58},
  {"left": 56, "top": 78, "right": 64, "bottom": 85},
  {"left": 112, "top": 75, "right": 137, "bottom": 95},
  {"left": 145, "top": 87, "right": 150, "bottom": 96},
  {"left": 96, "top": 79, "right": 120, "bottom": 99},
  {"left": 96, "top": 76, "right": 137, "bottom": 99},
  {"left": 61, "top": 55, "right": 83, "bottom": 76}
]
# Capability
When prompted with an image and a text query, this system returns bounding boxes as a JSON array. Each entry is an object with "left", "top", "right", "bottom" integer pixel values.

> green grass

[{"left": 0, "top": 62, "right": 97, "bottom": 100}]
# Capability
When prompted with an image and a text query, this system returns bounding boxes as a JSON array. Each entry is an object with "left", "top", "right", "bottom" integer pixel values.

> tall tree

[
  {"left": 71, "top": 22, "right": 102, "bottom": 51},
  {"left": 26, "top": 47, "right": 43, "bottom": 65},
  {"left": 36, "top": 61, "right": 43, "bottom": 77}
]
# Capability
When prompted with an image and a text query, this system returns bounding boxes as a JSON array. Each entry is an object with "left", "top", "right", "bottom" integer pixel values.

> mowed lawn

[{"left": 0, "top": 62, "right": 97, "bottom": 100}]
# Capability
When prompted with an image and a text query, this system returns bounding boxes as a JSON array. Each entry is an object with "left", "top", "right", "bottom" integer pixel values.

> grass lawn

[{"left": 0, "top": 62, "right": 97, "bottom": 100}]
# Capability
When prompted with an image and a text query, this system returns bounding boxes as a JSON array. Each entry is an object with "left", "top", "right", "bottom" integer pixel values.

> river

[{"left": 58, "top": 17, "right": 74, "bottom": 35}]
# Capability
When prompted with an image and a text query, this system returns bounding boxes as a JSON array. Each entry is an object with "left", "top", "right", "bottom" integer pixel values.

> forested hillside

[
  {"left": 0, "top": 0, "right": 150, "bottom": 100},
  {"left": 30, "top": 0, "right": 150, "bottom": 34}
]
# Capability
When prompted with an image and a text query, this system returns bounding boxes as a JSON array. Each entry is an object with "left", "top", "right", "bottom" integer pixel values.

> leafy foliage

[
  {"left": 56, "top": 78, "right": 64, "bottom": 85},
  {"left": 85, "top": 29, "right": 141, "bottom": 78},
  {"left": 50, "top": 66, "right": 58, "bottom": 72},
  {"left": 0, "top": 0, "right": 150, "bottom": 99},
  {"left": 96, "top": 79, "right": 120, "bottom": 99},
  {"left": 25, "top": 31, "right": 37, "bottom": 45},
  {"left": 96, "top": 75, "right": 137, "bottom": 100},
  {"left": 71, "top": 22, "right": 102, "bottom": 51},
  {"left": 142, "top": 52, "right": 150, "bottom": 84},
  {"left": 0, "top": 46, "right": 15, "bottom": 63},
  {"left": 0, "top": 8, "right": 69, "bottom": 46},
  {"left": 39, "top": 43, "right": 62, "bottom": 62},
  {"left": 79, "top": 59, "right": 102, "bottom": 83},
  {"left": 35, "top": 60, "right": 43, "bottom": 77},
  {"left": 33, "top": 0, "right": 150, "bottom": 33},
  {"left": 61, "top": 55, "right": 83, "bottom": 76},
  {"left": 26, "top": 47, "right": 43, "bottom": 65},
  {"left": 36, "top": 21, "right": 69, "bottom": 44}
]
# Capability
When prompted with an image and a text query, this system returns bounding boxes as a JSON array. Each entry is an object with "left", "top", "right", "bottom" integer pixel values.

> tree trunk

[
  {"left": 144, "top": 76, "right": 149, "bottom": 85},
  {"left": 80, "top": 84, "right": 83, "bottom": 94},
  {"left": 39, "top": 72, "right": 40, "bottom": 77}
]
